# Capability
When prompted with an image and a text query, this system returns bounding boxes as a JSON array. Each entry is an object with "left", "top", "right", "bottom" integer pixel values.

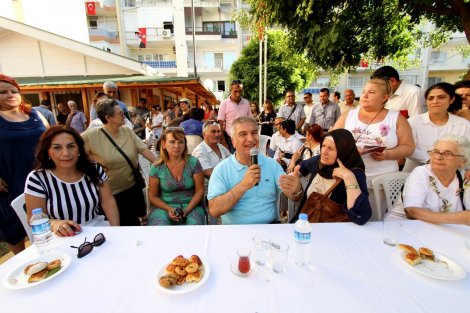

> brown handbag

[{"left": 300, "top": 179, "right": 351, "bottom": 223}]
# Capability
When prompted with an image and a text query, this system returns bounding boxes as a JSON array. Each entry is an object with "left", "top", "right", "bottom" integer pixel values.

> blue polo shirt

[{"left": 208, "top": 154, "right": 285, "bottom": 224}]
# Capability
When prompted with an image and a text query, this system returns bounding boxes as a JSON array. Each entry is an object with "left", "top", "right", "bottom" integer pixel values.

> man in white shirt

[
  {"left": 273, "top": 120, "right": 303, "bottom": 170},
  {"left": 370, "top": 66, "right": 424, "bottom": 117},
  {"left": 269, "top": 117, "right": 304, "bottom": 157},
  {"left": 339, "top": 89, "right": 359, "bottom": 114},
  {"left": 192, "top": 121, "right": 231, "bottom": 224},
  {"left": 302, "top": 92, "right": 315, "bottom": 133}
]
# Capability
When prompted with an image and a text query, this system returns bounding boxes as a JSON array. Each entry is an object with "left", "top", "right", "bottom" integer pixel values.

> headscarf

[{"left": 317, "top": 129, "right": 365, "bottom": 179}]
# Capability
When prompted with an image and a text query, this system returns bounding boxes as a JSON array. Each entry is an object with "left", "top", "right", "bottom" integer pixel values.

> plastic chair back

[
  {"left": 11, "top": 194, "right": 33, "bottom": 242},
  {"left": 371, "top": 172, "right": 410, "bottom": 221}
]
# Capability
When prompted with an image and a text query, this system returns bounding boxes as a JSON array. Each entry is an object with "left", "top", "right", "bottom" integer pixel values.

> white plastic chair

[
  {"left": 186, "top": 135, "right": 203, "bottom": 155},
  {"left": 371, "top": 172, "right": 410, "bottom": 222},
  {"left": 11, "top": 194, "right": 33, "bottom": 242}
]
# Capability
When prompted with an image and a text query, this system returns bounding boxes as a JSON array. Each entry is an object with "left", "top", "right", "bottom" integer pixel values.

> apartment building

[
  {"left": 304, "top": 31, "right": 469, "bottom": 101},
  {"left": 85, "top": 0, "right": 249, "bottom": 101}
]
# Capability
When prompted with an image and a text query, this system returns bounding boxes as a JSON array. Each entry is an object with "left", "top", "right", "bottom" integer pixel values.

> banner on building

[
  {"left": 86, "top": 2, "right": 96, "bottom": 15},
  {"left": 135, "top": 28, "right": 147, "bottom": 48}
]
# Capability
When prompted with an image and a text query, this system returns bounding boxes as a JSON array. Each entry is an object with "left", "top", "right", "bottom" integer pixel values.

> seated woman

[
  {"left": 25, "top": 126, "right": 120, "bottom": 237},
  {"left": 291, "top": 129, "right": 372, "bottom": 225},
  {"left": 286, "top": 124, "right": 322, "bottom": 173},
  {"left": 148, "top": 127, "right": 206, "bottom": 225},
  {"left": 392, "top": 134, "right": 470, "bottom": 224}
]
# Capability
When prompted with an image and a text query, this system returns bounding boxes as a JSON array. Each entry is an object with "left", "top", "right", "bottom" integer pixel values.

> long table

[{"left": 1, "top": 221, "right": 469, "bottom": 313}]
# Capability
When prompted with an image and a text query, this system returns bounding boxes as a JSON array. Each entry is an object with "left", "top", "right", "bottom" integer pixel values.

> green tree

[
  {"left": 230, "top": 30, "right": 317, "bottom": 105},
  {"left": 247, "top": 0, "right": 470, "bottom": 73}
]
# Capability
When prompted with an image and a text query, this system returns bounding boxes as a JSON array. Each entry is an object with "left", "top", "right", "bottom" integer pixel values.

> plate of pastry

[
  {"left": 3, "top": 252, "right": 72, "bottom": 289},
  {"left": 155, "top": 254, "right": 210, "bottom": 295},
  {"left": 397, "top": 244, "right": 466, "bottom": 281}
]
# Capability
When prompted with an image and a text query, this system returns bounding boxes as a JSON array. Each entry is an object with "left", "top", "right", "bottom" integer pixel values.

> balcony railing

[
  {"left": 89, "top": 28, "right": 119, "bottom": 39},
  {"left": 122, "top": 0, "right": 171, "bottom": 7},
  {"left": 143, "top": 61, "right": 177, "bottom": 68},
  {"left": 185, "top": 27, "right": 237, "bottom": 38},
  {"left": 184, "top": 0, "right": 221, "bottom": 7}
]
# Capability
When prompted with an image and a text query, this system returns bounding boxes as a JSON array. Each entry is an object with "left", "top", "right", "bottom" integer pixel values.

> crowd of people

[{"left": 0, "top": 66, "right": 470, "bottom": 256}]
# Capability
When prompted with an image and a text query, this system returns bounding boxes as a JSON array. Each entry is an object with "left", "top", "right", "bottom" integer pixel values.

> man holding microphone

[{"left": 208, "top": 117, "right": 302, "bottom": 224}]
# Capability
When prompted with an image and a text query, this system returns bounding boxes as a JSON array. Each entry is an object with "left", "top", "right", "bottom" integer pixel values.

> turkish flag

[
  {"left": 86, "top": 2, "right": 96, "bottom": 15},
  {"left": 138, "top": 28, "right": 147, "bottom": 48},
  {"left": 360, "top": 60, "right": 369, "bottom": 68}
]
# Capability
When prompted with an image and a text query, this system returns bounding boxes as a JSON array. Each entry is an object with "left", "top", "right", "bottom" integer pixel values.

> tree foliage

[
  {"left": 247, "top": 0, "right": 470, "bottom": 72},
  {"left": 229, "top": 30, "right": 317, "bottom": 105}
]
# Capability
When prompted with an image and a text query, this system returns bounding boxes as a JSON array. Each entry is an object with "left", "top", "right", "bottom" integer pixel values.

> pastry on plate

[
  {"left": 404, "top": 252, "right": 422, "bottom": 266},
  {"left": 24, "top": 262, "right": 48, "bottom": 275},
  {"left": 28, "top": 269, "right": 48, "bottom": 283},
  {"left": 418, "top": 247, "right": 435, "bottom": 261},
  {"left": 186, "top": 270, "right": 202, "bottom": 283},
  {"left": 397, "top": 244, "right": 418, "bottom": 255},
  {"left": 47, "top": 259, "right": 62, "bottom": 271},
  {"left": 189, "top": 255, "right": 203, "bottom": 269}
]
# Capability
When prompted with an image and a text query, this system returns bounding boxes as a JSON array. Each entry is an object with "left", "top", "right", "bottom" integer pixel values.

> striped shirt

[{"left": 24, "top": 164, "right": 107, "bottom": 224}]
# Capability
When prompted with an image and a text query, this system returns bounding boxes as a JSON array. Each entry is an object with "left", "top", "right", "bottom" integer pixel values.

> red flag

[
  {"left": 138, "top": 28, "right": 147, "bottom": 48},
  {"left": 360, "top": 60, "right": 369, "bottom": 68},
  {"left": 86, "top": 2, "right": 96, "bottom": 15}
]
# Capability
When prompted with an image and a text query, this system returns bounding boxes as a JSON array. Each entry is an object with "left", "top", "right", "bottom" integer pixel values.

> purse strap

[
  {"left": 100, "top": 128, "right": 137, "bottom": 171},
  {"left": 320, "top": 178, "right": 342, "bottom": 201}
]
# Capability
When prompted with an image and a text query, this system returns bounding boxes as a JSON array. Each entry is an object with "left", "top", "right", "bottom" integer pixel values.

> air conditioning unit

[{"left": 162, "top": 30, "right": 171, "bottom": 38}]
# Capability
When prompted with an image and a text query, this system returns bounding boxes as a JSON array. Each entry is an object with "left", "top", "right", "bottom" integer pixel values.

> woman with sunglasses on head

[
  {"left": 286, "top": 124, "right": 322, "bottom": 174},
  {"left": 389, "top": 135, "right": 470, "bottom": 225},
  {"left": 0, "top": 74, "right": 48, "bottom": 254},
  {"left": 25, "top": 126, "right": 120, "bottom": 236},
  {"left": 403, "top": 83, "right": 470, "bottom": 172},
  {"left": 258, "top": 99, "right": 277, "bottom": 137},
  {"left": 148, "top": 127, "right": 206, "bottom": 225},
  {"left": 81, "top": 99, "right": 157, "bottom": 226},
  {"left": 288, "top": 129, "right": 372, "bottom": 224}
]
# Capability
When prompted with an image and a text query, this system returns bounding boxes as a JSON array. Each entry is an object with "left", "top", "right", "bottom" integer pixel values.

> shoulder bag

[
  {"left": 100, "top": 129, "right": 146, "bottom": 190},
  {"left": 300, "top": 179, "right": 350, "bottom": 223}
]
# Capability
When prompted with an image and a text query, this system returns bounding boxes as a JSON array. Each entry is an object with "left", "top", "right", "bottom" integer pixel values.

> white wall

[{"left": 2, "top": 0, "right": 90, "bottom": 44}]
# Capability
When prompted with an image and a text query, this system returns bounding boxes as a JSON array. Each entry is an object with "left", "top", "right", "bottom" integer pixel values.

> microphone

[{"left": 250, "top": 147, "right": 259, "bottom": 186}]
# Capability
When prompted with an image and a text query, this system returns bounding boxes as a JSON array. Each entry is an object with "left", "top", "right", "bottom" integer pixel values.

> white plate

[
  {"left": 465, "top": 240, "right": 470, "bottom": 251},
  {"left": 155, "top": 259, "right": 210, "bottom": 295},
  {"left": 3, "top": 252, "right": 72, "bottom": 290},
  {"left": 400, "top": 251, "right": 466, "bottom": 281}
]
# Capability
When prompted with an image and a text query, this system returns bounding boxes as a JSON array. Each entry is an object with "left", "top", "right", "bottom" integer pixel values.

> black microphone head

[{"left": 250, "top": 147, "right": 259, "bottom": 156}]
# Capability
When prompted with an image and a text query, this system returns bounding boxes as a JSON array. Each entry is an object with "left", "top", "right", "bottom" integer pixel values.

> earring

[
  {"left": 48, "top": 156, "right": 51, "bottom": 160},
  {"left": 78, "top": 154, "right": 81, "bottom": 156}
]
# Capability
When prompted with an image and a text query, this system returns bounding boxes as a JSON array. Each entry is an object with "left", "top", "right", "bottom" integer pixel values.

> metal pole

[
  {"left": 259, "top": 38, "right": 263, "bottom": 107},
  {"left": 263, "top": 29, "right": 267, "bottom": 103},
  {"left": 191, "top": 0, "right": 197, "bottom": 77}
]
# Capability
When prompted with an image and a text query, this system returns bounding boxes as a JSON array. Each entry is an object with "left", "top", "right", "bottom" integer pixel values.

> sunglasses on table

[{"left": 70, "top": 233, "right": 106, "bottom": 258}]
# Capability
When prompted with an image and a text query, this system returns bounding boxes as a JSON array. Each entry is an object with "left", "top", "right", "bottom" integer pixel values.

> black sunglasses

[
  {"left": 231, "top": 79, "right": 242, "bottom": 85},
  {"left": 70, "top": 233, "right": 106, "bottom": 258}
]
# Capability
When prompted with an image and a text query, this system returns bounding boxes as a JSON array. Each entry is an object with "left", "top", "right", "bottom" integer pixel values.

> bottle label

[
  {"left": 31, "top": 220, "right": 51, "bottom": 235},
  {"left": 294, "top": 230, "right": 311, "bottom": 243}
]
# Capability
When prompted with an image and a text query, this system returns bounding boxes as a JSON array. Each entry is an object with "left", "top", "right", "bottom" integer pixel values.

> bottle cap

[
  {"left": 32, "top": 208, "right": 43, "bottom": 215},
  {"left": 299, "top": 213, "right": 307, "bottom": 220}
]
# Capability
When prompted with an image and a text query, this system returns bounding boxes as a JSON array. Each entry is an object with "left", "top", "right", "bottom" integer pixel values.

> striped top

[{"left": 24, "top": 164, "right": 107, "bottom": 224}]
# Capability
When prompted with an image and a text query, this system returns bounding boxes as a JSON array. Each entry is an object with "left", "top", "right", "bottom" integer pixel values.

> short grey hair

[
  {"left": 202, "top": 120, "right": 221, "bottom": 135},
  {"left": 230, "top": 116, "right": 258, "bottom": 135},
  {"left": 435, "top": 134, "right": 470, "bottom": 168},
  {"left": 103, "top": 81, "right": 118, "bottom": 90},
  {"left": 96, "top": 99, "right": 119, "bottom": 124}
]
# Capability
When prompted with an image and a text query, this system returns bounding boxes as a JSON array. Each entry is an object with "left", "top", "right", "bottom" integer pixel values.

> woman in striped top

[{"left": 25, "top": 126, "right": 120, "bottom": 237}]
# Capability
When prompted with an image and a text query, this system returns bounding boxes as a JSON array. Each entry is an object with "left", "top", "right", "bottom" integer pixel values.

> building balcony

[
  {"left": 89, "top": 28, "right": 120, "bottom": 44},
  {"left": 86, "top": 1, "right": 116, "bottom": 16},
  {"left": 122, "top": 0, "right": 172, "bottom": 7},
  {"left": 184, "top": 0, "right": 221, "bottom": 7},
  {"left": 125, "top": 28, "right": 174, "bottom": 46},
  {"left": 143, "top": 61, "right": 177, "bottom": 68},
  {"left": 185, "top": 27, "right": 237, "bottom": 38}
]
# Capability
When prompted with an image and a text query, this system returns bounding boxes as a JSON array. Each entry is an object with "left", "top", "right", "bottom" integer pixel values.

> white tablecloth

[{"left": 1, "top": 221, "right": 469, "bottom": 313}]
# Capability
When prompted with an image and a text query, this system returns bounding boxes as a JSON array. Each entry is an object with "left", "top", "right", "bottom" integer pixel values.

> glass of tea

[{"left": 237, "top": 248, "right": 251, "bottom": 274}]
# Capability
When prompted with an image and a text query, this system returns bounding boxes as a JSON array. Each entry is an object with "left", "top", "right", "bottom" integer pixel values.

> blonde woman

[{"left": 148, "top": 127, "right": 206, "bottom": 225}]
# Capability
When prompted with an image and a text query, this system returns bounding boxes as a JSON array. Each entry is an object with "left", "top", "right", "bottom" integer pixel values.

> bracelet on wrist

[
  {"left": 345, "top": 184, "right": 360, "bottom": 190},
  {"left": 293, "top": 187, "right": 304, "bottom": 198}
]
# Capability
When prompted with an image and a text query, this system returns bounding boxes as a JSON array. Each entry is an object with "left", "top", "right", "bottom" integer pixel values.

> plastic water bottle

[
  {"left": 30, "top": 208, "right": 53, "bottom": 254},
  {"left": 294, "top": 213, "right": 311, "bottom": 266}
]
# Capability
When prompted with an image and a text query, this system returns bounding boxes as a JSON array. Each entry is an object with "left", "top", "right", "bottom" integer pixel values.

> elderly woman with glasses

[
  {"left": 148, "top": 127, "right": 206, "bottom": 225},
  {"left": 81, "top": 99, "right": 157, "bottom": 226},
  {"left": 390, "top": 135, "right": 470, "bottom": 225}
]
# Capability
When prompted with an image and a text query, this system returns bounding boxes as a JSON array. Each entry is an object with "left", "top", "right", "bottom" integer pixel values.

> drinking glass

[
  {"left": 253, "top": 235, "right": 271, "bottom": 266},
  {"left": 270, "top": 241, "right": 289, "bottom": 274},
  {"left": 237, "top": 248, "right": 251, "bottom": 274}
]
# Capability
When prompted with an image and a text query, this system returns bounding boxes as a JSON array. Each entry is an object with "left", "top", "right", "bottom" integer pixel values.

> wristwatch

[{"left": 293, "top": 187, "right": 303, "bottom": 198}]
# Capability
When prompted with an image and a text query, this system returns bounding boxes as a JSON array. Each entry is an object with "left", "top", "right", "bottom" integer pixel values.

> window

[
  {"left": 348, "top": 77, "right": 366, "bottom": 96},
  {"left": 214, "top": 53, "right": 223, "bottom": 68},
  {"left": 427, "top": 77, "right": 443, "bottom": 87},
  {"left": 89, "top": 19, "right": 98, "bottom": 28},
  {"left": 430, "top": 51, "right": 446, "bottom": 65},
  {"left": 401, "top": 75, "right": 419, "bottom": 85},
  {"left": 217, "top": 81, "right": 226, "bottom": 92}
]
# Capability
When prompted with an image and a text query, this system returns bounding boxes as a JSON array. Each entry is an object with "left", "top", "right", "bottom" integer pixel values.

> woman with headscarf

[
  {"left": 0, "top": 74, "right": 48, "bottom": 254},
  {"left": 290, "top": 129, "right": 372, "bottom": 225}
]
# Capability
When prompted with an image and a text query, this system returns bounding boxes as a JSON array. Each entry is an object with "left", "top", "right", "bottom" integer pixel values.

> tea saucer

[{"left": 230, "top": 260, "right": 257, "bottom": 277}]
